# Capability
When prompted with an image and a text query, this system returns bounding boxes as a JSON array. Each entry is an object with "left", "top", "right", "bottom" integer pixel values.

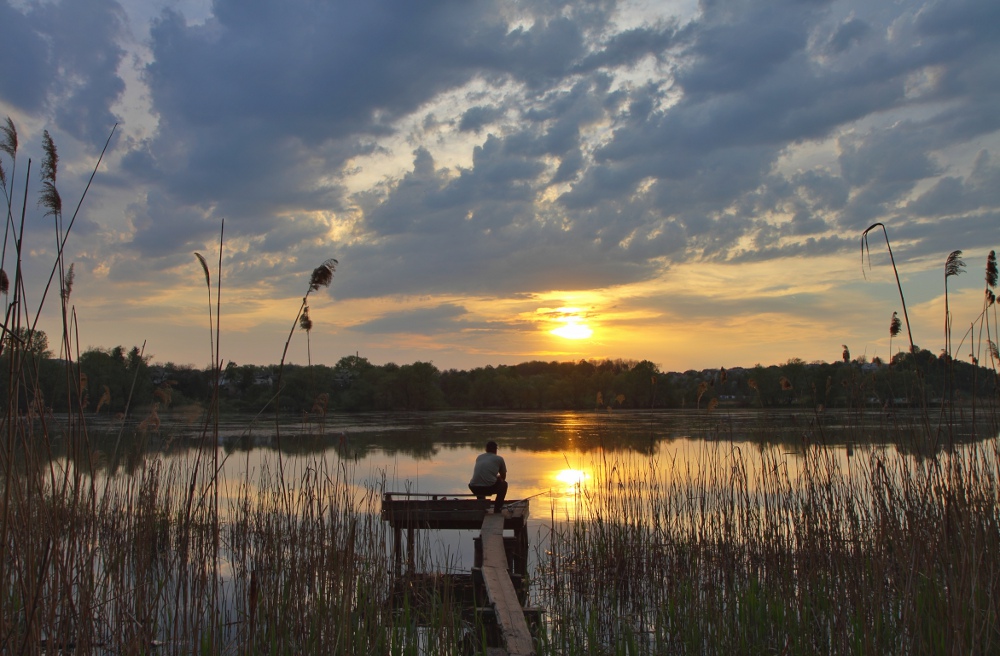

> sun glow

[
  {"left": 548, "top": 307, "right": 593, "bottom": 340},
  {"left": 551, "top": 321, "right": 593, "bottom": 340},
  {"left": 555, "top": 468, "right": 588, "bottom": 486}
]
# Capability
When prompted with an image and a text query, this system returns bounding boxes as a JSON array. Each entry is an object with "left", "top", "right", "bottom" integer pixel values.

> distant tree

[
  {"left": 78, "top": 345, "right": 152, "bottom": 413},
  {"left": 4, "top": 327, "right": 51, "bottom": 358}
]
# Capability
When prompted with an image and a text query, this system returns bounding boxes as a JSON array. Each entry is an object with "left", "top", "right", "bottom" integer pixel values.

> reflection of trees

[{"left": 16, "top": 410, "right": 994, "bottom": 472}]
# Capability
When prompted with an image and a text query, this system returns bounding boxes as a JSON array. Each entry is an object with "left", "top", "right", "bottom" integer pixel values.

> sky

[{"left": 1, "top": 0, "right": 998, "bottom": 373}]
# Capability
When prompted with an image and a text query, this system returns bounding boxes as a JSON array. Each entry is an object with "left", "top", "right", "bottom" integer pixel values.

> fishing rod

[{"left": 512, "top": 489, "right": 552, "bottom": 503}]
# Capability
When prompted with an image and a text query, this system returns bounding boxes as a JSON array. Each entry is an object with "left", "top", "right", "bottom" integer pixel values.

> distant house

[{"left": 149, "top": 366, "right": 170, "bottom": 386}]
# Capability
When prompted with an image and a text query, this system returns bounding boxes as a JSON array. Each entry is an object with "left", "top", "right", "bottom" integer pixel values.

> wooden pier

[{"left": 381, "top": 493, "right": 537, "bottom": 656}]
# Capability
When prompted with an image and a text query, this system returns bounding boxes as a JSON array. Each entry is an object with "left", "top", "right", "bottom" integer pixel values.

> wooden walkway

[
  {"left": 479, "top": 512, "right": 535, "bottom": 655},
  {"left": 381, "top": 494, "right": 537, "bottom": 656}
]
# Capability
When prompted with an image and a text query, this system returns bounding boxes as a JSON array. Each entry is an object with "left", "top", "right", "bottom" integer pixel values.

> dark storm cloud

[
  {"left": 907, "top": 151, "right": 1000, "bottom": 218},
  {"left": 0, "top": 2, "right": 52, "bottom": 111},
  {"left": 145, "top": 2, "right": 486, "bottom": 137},
  {"left": 677, "top": 3, "right": 810, "bottom": 97},
  {"left": 0, "top": 0, "right": 126, "bottom": 143},
  {"left": 728, "top": 234, "right": 854, "bottom": 263},
  {"left": 124, "top": 190, "right": 220, "bottom": 260},
  {"left": 142, "top": 0, "right": 618, "bottom": 139},
  {"left": 575, "top": 25, "right": 678, "bottom": 72},
  {"left": 551, "top": 0, "right": 1000, "bottom": 269},
  {"left": 838, "top": 124, "right": 941, "bottom": 189},
  {"left": 791, "top": 171, "right": 850, "bottom": 212},
  {"left": 120, "top": 0, "right": 626, "bottom": 266},
  {"left": 827, "top": 17, "right": 870, "bottom": 54},
  {"left": 459, "top": 106, "right": 506, "bottom": 133}
]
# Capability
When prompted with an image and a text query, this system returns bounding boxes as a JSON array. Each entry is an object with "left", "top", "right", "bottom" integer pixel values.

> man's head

[{"left": 485, "top": 441, "right": 498, "bottom": 454}]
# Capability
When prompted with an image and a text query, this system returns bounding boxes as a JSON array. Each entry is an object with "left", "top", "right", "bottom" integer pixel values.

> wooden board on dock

[
  {"left": 479, "top": 513, "right": 535, "bottom": 656},
  {"left": 381, "top": 494, "right": 528, "bottom": 530}
]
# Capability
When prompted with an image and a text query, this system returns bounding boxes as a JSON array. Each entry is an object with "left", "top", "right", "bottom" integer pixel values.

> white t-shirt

[{"left": 469, "top": 452, "right": 506, "bottom": 486}]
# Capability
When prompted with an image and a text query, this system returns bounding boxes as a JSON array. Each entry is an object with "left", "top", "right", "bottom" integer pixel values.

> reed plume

[
  {"left": 984, "top": 251, "right": 998, "bottom": 372},
  {"left": 309, "top": 259, "right": 337, "bottom": 291},
  {"left": 60, "top": 262, "right": 74, "bottom": 300},
  {"left": 889, "top": 311, "right": 902, "bottom": 362},
  {"left": 194, "top": 252, "right": 214, "bottom": 367},
  {"left": 944, "top": 249, "right": 965, "bottom": 350},
  {"left": 0, "top": 116, "right": 16, "bottom": 159},
  {"left": 300, "top": 305, "right": 313, "bottom": 366},
  {"left": 0, "top": 117, "right": 16, "bottom": 194},
  {"left": 38, "top": 130, "right": 61, "bottom": 217}
]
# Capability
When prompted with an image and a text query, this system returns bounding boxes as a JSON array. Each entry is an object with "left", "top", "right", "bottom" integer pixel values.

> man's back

[{"left": 470, "top": 452, "right": 506, "bottom": 486}]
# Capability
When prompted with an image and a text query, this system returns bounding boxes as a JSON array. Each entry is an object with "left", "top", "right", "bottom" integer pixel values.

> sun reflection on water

[{"left": 554, "top": 468, "right": 588, "bottom": 488}]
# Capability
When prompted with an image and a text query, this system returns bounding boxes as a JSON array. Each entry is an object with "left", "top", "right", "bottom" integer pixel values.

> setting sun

[
  {"left": 551, "top": 320, "right": 593, "bottom": 340},
  {"left": 547, "top": 307, "right": 594, "bottom": 340}
]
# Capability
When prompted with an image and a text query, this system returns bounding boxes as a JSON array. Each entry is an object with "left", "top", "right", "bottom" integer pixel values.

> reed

[{"left": 537, "top": 435, "right": 1000, "bottom": 654}]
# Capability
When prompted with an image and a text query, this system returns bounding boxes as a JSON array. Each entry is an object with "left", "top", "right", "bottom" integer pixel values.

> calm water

[{"left": 56, "top": 407, "right": 996, "bottom": 573}]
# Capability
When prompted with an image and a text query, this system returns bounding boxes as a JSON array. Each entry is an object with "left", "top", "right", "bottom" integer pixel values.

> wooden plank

[
  {"left": 480, "top": 513, "right": 535, "bottom": 656},
  {"left": 380, "top": 497, "right": 529, "bottom": 530}
]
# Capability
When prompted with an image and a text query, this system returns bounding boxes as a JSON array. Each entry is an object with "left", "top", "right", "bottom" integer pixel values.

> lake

[{"left": 67, "top": 407, "right": 996, "bottom": 572}]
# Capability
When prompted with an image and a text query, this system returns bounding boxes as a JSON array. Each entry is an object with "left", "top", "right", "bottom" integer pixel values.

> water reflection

[{"left": 17, "top": 408, "right": 998, "bottom": 476}]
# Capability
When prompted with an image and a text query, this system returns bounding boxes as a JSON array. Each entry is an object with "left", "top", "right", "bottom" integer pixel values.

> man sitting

[{"left": 468, "top": 440, "right": 507, "bottom": 513}]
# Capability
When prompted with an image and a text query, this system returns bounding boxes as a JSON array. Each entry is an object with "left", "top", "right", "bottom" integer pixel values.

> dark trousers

[{"left": 469, "top": 479, "right": 508, "bottom": 512}]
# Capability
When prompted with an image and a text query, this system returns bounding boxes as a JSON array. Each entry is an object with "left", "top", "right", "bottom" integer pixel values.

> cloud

[
  {"left": 908, "top": 151, "right": 1000, "bottom": 217},
  {"left": 0, "top": 2, "right": 53, "bottom": 112},
  {"left": 2, "top": 0, "right": 999, "bottom": 370},
  {"left": 459, "top": 105, "right": 506, "bottom": 133},
  {"left": 351, "top": 303, "right": 470, "bottom": 335},
  {"left": 576, "top": 24, "right": 679, "bottom": 72},
  {"left": 827, "top": 17, "right": 871, "bottom": 54},
  {"left": 0, "top": 0, "right": 126, "bottom": 143}
]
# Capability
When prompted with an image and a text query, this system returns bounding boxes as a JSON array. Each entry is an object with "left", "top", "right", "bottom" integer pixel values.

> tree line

[{"left": 4, "top": 330, "right": 998, "bottom": 417}]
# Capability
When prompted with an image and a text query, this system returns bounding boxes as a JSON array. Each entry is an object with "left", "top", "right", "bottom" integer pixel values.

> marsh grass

[
  {"left": 2, "top": 437, "right": 480, "bottom": 653},
  {"left": 536, "top": 433, "right": 1000, "bottom": 654}
]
